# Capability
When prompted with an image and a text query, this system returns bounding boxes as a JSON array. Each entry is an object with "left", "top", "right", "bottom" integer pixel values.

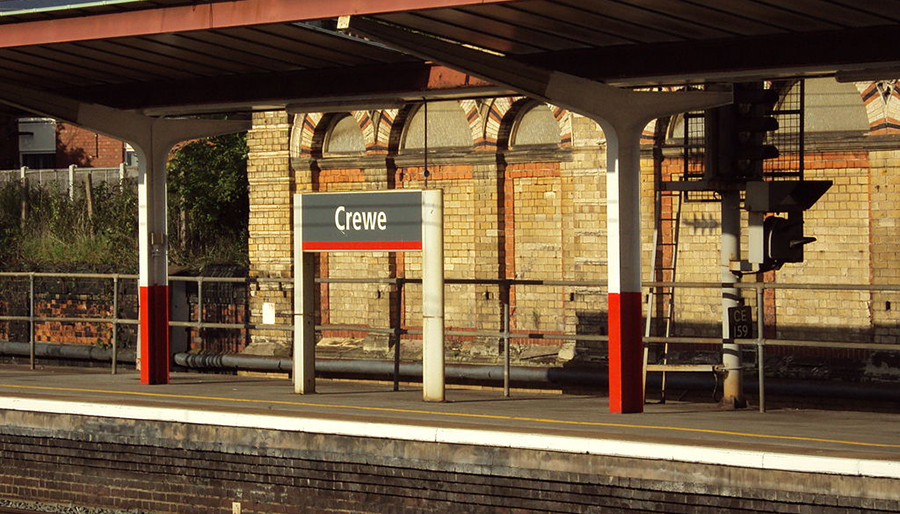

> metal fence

[
  {"left": 0, "top": 165, "right": 139, "bottom": 193},
  {"left": 1, "top": 272, "right": 899, "bottom": 411}
]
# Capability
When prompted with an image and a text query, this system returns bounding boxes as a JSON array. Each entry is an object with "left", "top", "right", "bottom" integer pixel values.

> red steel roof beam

[{"left": 0, "top": 0, "right": 518, "bottom": 48}]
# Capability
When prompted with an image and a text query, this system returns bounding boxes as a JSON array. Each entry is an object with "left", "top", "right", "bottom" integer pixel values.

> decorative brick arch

[
  {"left": 353, "top": 111, "right": 377, "bottom": 152},
  {"left": 459, "top": 99, "right": 488, "bottom": 150},
  {"left": 291, "top": 112, "right": 322, "bottom": 159},
  {"left": 642, "top": 119, "right": 658, "bottom": 145},
  {"left": 292, "top": 111, "right": 375, "bottom": 158},
  {"left": 387, "top": 105, "right": 416, "bottom": 154},
  {"left": 373, "top": 108, "right": 398, "bottom": 154},
  {"left": 857, "top": 80, "right": 900, "bottom": 134},
  {"left": 494, "top": 97, "right": 571, "bottom": 149},
  {"left": 549, "top": 104, "right": 573, "bottom": 148},
  {"left": 485, "top": 97, "right": 519, "bottom": 148}
]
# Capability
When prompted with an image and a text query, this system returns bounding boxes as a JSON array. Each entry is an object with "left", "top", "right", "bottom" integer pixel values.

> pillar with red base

[
  {"left": 136, "top": 141, "right": 170, "bottom": 385},
  {"left": 603, "top": 127, "right": 646, "bottom": 413},
  {"left": 132, "top": 119, "right": 248, "bottom": 384}
]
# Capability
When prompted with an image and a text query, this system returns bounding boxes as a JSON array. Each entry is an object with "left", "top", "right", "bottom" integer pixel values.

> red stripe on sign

[
  {"left": 139, "top": 285, "right": 169, "bottom": 385},
  {"left": 303, "top": 241, "right": 422, "bottom": 251},
  {"left": 608, "top": 291, "right": 644, "bottom": 414}
]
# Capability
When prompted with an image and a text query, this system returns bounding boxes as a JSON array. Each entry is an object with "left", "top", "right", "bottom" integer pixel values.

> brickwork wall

[
  {"left": 186, "top": 284, "right": 249, "bottom": 354},
  {"left": 56, "top": 123, "right": 126, "bottom": 168},
  {"left": 0, "top": 411, "right": 894, "bottom": 514},
  {"left": 247, "top": 92, "right": 900, "bottom": 367},
  {"left": 275, "top": 107, "right": 614, "bottom": 356},
  {"left": 775, "top": 152, "right": 873, "bottom": 345},
  {"left": 868, "top": 149, "right": 900, "bottom": 347},
  {"left": 0, "top": 276, "right": 240, "bottom": 355},
  {"left": 246, "top": 111, "right": 294, "bottom": 352}
]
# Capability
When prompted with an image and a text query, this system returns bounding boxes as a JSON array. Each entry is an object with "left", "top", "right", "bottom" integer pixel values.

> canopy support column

[{"left": 0, "top": 83, "right": 248, "bottom": 384}]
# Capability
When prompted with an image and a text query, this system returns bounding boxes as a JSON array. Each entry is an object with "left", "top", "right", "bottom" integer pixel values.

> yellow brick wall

[
  {"left": 246, "top": 104, "right": 900, "bottom": 361},
  {"left": 866, "top": 150, "right": 900, "bottom": 345},
  {"left": 246, "top": 111, "right": 293, "bottom": 349},
  {"left": 773, "top": 153, "right": 872, "bottom": 342}
]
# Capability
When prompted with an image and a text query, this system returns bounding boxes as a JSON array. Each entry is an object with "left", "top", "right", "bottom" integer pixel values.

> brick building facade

[
  {"left": 244, "top": 78, "right": 900, "bottom": 379},
  {"left": 1, "top": 116, "right": 130, "bottom": 170}
]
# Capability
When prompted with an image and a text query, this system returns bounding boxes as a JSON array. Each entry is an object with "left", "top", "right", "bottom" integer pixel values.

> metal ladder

[
  {"left": 643, "top": 109, "right": 720, "bottom": 403},
  {"left": 643, "top": 185, "right": 682, "bottom": 403}
]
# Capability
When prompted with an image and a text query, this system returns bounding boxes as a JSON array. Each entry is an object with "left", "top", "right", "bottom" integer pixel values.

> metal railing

[
  {"left": 1, "top": 272, "right": 899, "bottom": 410},
  {"left": 0, "top": 272, "right": 139, "bottom": 373}
]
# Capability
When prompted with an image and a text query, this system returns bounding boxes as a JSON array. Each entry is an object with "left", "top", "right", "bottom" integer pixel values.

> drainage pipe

[
  {"left": 0, "top": 341, "right": 136, "bottom": 364},
  {"left": 175, "top": 352, "right": 607, "bottom": 389}
]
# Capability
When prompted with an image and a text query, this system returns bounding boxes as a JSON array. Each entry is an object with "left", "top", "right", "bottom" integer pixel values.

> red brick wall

[{"left": 56, "top": 123, "right": 126, "bottom": 168}]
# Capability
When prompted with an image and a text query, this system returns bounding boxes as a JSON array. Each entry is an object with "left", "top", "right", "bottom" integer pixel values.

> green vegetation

[
  {"left": 0, "top": 132, "right": 249, "bottom": 273},
  {"left": 167, "top": 132, "right": 249, "bottom": 270}
]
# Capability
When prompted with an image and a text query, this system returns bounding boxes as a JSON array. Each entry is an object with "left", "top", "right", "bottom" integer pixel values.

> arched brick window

[
  {"left": 317, "top": 113, "right": 366, "bottom": 156},
  {"left": 511, "top": 103, "right": 560, "bottom": 148},
  {"left": 402, "top": 101, "right": 473, "bottom": 150}
]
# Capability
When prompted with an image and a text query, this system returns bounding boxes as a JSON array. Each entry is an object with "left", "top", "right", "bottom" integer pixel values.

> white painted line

[{"left": 1, "top": 396, "right": 898, "bottom": 480}]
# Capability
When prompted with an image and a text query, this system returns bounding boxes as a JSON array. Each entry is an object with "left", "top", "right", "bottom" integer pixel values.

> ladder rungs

[{"left": 646, "top": 364, "right": 717, "bottom": 373}]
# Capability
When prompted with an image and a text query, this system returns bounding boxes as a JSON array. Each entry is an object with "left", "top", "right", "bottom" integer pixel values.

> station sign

[
  {"left": 298, "top": 191, "right": 423, "bottom": 252},
  {"left": 293, "top": 189, "right": 445, "bottom": 401}
]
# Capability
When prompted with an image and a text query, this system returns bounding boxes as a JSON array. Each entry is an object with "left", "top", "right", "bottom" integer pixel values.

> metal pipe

[
  {"left": 168, "top": 352, "right": 900, "bottom": 405},
  {"left": 720, "top": 191, "right": 745, "bottom": 408},
  {"left": 112, "top": 274, "right": 118, "bottom": 375},
  {"left": 1, "top": 341, "right": 135, "bottom": 363},
  {"left": 28, "top": 273, "right": 34, "bottom": 370},
  {"left": 503, "top": 303, "right": 510, "bottom": 397},
  {"left": 174, "top": 352, "right": 607, "bottom": 389},
  {"left": 756, "top": 285, "right": 765, "bottom": 413},
  {"left": 1, "top": 339, "right": 898, "bottom": 406}
]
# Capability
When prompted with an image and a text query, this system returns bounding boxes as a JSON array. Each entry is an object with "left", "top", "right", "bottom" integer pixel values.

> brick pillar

[
  {"left": 246, "top": 111, "right": 294, "bottom": 356},
  {"left": 473, "top": 162, "right": 502, "bottom": 346}
]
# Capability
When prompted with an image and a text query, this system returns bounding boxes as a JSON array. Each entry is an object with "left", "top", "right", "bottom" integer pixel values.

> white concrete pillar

[
  {"left": 292, "top": 194, "right": 316, "bottom": 394},
  {"left": 134, "top": 141, "right": 170, "bottom": 384},
  {"left": 421, "top": 189, "right": 445, "bottom": 402}
]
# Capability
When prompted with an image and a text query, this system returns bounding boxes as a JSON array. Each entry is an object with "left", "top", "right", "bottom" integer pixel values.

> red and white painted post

[
  {"left": 544, "top": 76, "right": 731, "bottom": 413},
  {"left": 601, "top": 126, "right": 646, "bottom": 413},
  {"left": 130, "top": 118, "right": 249, "bottom": 384},
  {"left": 135, "top": 144, "right": 170, "bottom": 384}
]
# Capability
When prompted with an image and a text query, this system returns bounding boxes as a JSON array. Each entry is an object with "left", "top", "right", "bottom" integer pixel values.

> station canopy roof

[{"left": 0, "top": 0, "right": 898, "bottom": 116}]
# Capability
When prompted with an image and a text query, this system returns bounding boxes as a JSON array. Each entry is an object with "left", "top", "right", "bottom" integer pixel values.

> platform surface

[{"left": 0, "top": 365, "right": 898, "bottom": 479}]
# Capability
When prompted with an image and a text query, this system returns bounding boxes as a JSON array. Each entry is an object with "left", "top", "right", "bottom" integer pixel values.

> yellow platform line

[{"left": 1, "top": 382, "right": 898, "bottom": 450}]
